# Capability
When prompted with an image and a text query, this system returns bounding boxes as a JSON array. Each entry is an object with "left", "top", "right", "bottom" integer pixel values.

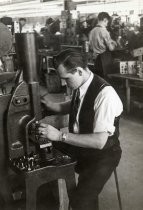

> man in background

[
  {"left": 19, "top": 17, "right": 26, "bottom": 33},
  {"left": 89, "top": 12, "right": 117, "bottom": 78}
]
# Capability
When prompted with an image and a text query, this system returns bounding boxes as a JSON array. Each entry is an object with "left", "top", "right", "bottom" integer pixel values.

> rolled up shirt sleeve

[
  {"left": 103, "top": 30, "right": 116, "bottom": 50},
  {"left": 103, "top": 30, "right": 112, "bottom": 45},
  {"left": 93, "top": 86, "right": 123, "bottom": 135}
]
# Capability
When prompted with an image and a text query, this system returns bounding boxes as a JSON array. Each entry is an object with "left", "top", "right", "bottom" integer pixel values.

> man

[
  {"left": 19, "top": 17, "right": 26, "bottom": 33},
  {"left": 89, "top": 12, "right": 117, "bottom": 78},
  {"left": 40, "top": 17, "right": 54, "bottom": 49},
  {"left": 37, "top": 49, "right": 123, "bottom": 210}
]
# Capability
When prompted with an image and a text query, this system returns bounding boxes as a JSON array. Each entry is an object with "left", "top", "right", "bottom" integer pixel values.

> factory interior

[{"left": 0, "top": 0, "right": 143, "bottom": 210}]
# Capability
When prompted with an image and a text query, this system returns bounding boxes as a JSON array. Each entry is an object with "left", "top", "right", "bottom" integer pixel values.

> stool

[
  {"left": 68, "top": 168, "right": 123, "bottom": 210},
  {"left": 20, "top": 160, "right": 76, "bottom": 210},
  {"left": 97, "top": 168, "right": 123, "bottom": 210},
  {"left": 113, "top": 168, "right": 123, "bottom": 210}
]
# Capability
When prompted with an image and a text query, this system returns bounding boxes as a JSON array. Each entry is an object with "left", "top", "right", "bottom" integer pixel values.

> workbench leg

[
  {"left": 58, "top": 179, "right": 66, "bottom": 210},
  {"left": 26, "top": 180, "right": 37, "bottom": 210},
  {"left": 65, "top": 171, "right": 76, "bottom": 210},
  {"left": 125, "top": 79, "right": 130, "bottom": 114}
]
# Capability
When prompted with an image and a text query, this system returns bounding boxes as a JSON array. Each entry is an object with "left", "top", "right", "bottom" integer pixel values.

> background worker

[
  {"left": 89, "top": 12, "right": 117, "bottom": 78},
  {"left": 19, "top": 17, "right": 27, "bottom": 33},
  {"left": 37, "top": 49, "right": 123, "bottom": 210},
  {"left": 40, "top": 17, "right": 54, "bottom": 48}
]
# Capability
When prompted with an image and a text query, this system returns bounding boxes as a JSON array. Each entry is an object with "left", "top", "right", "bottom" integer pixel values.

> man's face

[
  {"left": 103, "top": 18, "right": 109, "bottom": 27},
  {"left": 20, "top": 20, "right": 26, "bottom": 27},
  {"left": 57, "top": 64, "right": 83, "bottom": 90},
  {"left": 82, "top": 21, "right": 87, "bottom": 28}
]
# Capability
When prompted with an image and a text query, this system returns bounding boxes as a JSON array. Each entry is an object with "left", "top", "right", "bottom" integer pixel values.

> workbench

[{"left": 108, "top": 73, "right": 143, "bottom": 113}]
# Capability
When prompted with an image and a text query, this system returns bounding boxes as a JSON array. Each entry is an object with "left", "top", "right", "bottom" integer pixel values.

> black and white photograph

[{"left": 0, "top": 0, "right": 143, "bottom": 210}]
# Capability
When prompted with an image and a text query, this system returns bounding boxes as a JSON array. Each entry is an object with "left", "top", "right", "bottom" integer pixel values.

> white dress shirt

[{"left": 73, "top": 71, "right": 123, "bottom": 135}]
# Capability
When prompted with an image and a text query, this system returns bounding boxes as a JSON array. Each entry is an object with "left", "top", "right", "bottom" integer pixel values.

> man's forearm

[
  {"left": 64, "top": 132, "right": 109, "bottom": 150},
  {"left": 47, "top": 100, "right": 71, "bottom": 115},
  {"left": 108, "top": 40, "right": 117, "bottom": 51}
]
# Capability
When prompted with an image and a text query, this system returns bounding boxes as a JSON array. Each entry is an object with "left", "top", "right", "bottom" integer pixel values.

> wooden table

[{"left": 108, "top": 73, "right": 143, "bottom": 113}]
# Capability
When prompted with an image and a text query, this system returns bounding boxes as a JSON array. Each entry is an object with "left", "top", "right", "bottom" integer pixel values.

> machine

[
  {"left": 7, "top": 33, "right": 54, "bottom": 170},
  {"left": 0, "top": 29, "right": 73, "bottom": 207}
]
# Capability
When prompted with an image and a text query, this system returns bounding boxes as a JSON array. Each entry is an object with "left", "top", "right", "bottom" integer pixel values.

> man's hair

[
  {"left": 98, "top": 12, "right": 111, "bottom": 21},
  {"left": 46, "top": 17, "right": 54, "bottom": 25},
  {"left": 53, "top": 49, "right": 86, "bottom": 72},
  {"left": 19, "top": 18, "right": 26, "bottom": 22}
]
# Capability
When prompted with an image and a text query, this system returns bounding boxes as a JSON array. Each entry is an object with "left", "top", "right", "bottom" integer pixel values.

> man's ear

[
  {"left": 79, "top": 70, "right": 82, "bottom": 76},
  {"left": 72, "top": 68, "right": 78, "bottom": 74},
  {"left": 77, "top": 67, "right": 83, "bottom": 76}
]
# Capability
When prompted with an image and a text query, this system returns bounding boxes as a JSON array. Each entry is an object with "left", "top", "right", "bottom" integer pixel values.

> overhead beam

[
  {"left": 0, "top": 0, "right": 37, "bottom": 6},
  {"left": 0, "top": 0, "right": 130, "bottom": 6}
]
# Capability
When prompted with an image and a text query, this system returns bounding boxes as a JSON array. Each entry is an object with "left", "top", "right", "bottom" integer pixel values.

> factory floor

[
  {"left": 100, "top": 109, "right": 143, "bottom": 210},
  {"left": 4, "top": 92, "right": 143, "bottom": 210}
]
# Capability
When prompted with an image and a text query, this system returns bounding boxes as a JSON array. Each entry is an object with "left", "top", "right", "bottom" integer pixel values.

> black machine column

[
  {"left": 15, "top": 33, "right": 38, "bottom": 83},
  {"left": 6, "top": 32, "right": 53, "bottom": 160},
  {"left": 15, "top": 33, "right": 41, "bottom": 119}
]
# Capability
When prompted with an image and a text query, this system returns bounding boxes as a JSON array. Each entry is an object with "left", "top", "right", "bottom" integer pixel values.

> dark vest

[{"left": 69, "top": 74, "right": 120, "bottom": 150}]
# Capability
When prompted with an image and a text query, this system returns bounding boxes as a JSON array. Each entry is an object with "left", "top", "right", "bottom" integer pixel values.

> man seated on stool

[{"left": 37, "top": 49, "right": 123, "bottom": 210}]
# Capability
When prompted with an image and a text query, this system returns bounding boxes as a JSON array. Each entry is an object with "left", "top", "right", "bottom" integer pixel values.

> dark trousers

[
  {"left": 70, "top": 146, "right": 121, "bottom": 210},
  {"left": 54, "top": 143, "right": 122, "bottom": 210},
  {"left": 94, "top": 51, "right": 114, "bottom": 79}
]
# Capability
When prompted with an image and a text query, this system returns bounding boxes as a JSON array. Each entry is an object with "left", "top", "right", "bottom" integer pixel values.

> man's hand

[
  {"left": 37, "top": 123, "right": 61, "bottom": 141},
  {"left": 108, "top": 39, "right": 117, "bottom": 51}
]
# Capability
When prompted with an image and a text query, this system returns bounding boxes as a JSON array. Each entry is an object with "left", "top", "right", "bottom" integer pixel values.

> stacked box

[
  {"left": 114, "top": 61, "right": 137, "bottom": 74},
  {"left": 60, "top": 10, "right": 69, "bottom": 35},
  {"left": 128, "top": 61, "right": 137, "bottom": 74},
  {"left": 60, "top": 10, "right": 80, "bottom": 45},
  {"left": 119, "top": 61, "right": 128, "bottom": 74}
]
